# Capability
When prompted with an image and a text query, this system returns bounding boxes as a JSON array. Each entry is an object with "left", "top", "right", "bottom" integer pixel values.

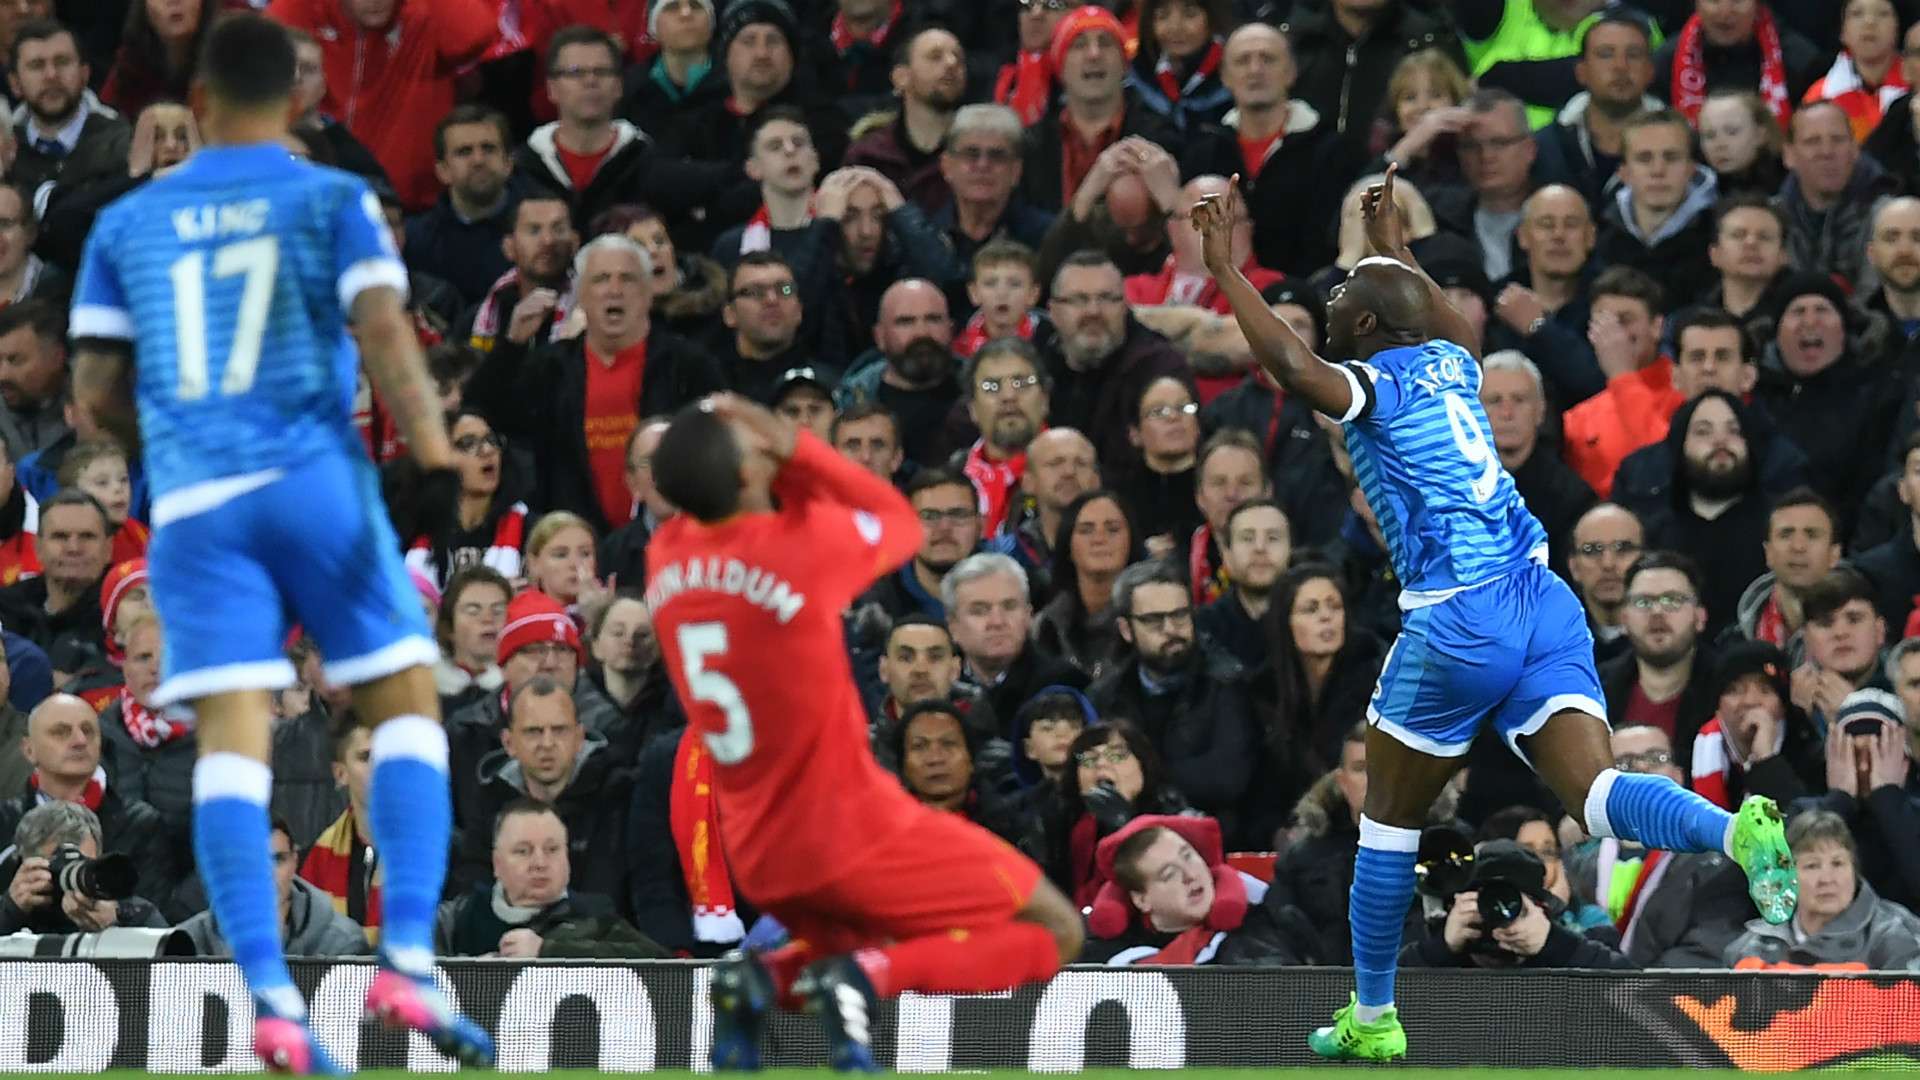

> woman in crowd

[
  {"left": 1724, "top": 809, "right": 1920, "bottom": 968},
  {"left": 402, "top": 411, "right": 530, "bottom": 590},
  {"left": 102, "top": 0, "right": 220, "bottom": 118},
  {"left": 1032, "top": 490, "right": 1140, "bottom": 680},
  {"left": 1373, "top": 49, "right": 1471, "bottom": 191},
  {"left": 1126, "top": 0, "right": 1234, "bottom": 133},
  {"left": 890, "top": 700, "right": 1029, "bottom": 843},
  {"left": 1034, "top": 720, "right": 1191, "bottom": 907},
  {"left": 1696, "top": 89, "right": 1788, "bottom": 198},
  {"left": 1262, "top": 563, "right": 1385, "bottom": 772},
  {"left": 1118, "top": 374, "right": 1204, "bottom": 555},
  {"left": 523, "top": 510, "right": 604, "bottom": 619}
]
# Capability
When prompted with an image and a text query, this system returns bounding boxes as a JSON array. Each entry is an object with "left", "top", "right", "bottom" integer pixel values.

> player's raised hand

[
  {"left": 1361, "top": 163, "right": 1407, "bottom": 256},
  {"left": 1189, "top": 174, "right": 1240, "bottom": 276},
  {"left": 705, "top": 392, "right": 798, "bottom": 462}
]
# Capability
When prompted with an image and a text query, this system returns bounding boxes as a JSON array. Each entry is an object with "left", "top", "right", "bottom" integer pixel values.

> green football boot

[
  {"left": 1728, "top": 794, "right": 1798, "bottom": 925},
  {"left": 1307, "top": 993, "right": 1408, "bottom": 1062}
]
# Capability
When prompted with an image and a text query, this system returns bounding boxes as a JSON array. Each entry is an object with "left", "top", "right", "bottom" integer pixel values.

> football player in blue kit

[
  {"left": 68, "top": 15, "right": 490, "bottom": 1075},
  {"left": 1192, "top": 165, "right": 1799, "bottom": 1061}
]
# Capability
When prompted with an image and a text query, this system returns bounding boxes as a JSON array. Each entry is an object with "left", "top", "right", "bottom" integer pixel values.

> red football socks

[{"left": 853, "top": 922, "right": 1061, "bottom": 998}]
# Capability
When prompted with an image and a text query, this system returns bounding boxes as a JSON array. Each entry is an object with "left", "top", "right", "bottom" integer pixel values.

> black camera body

[{"left": 46, "top": 844, "right": 137, "bottom": 902}]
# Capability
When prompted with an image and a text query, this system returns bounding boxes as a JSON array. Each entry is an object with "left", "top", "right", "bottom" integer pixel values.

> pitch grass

[
  {"left": 92, "top": 1070, "right": 1920, "bottom": 1079},
  {"left": 97, "top": 1060, "right": 1920, "bottom": 1068}
]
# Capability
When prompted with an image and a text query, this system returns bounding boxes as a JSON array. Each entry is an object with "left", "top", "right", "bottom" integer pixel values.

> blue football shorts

[
  {"left": 145, "top": 451, "right": 436, "bottom": 707},
  {"left": 1366, "top": 560, "right": 1607, "bottom": 758}
]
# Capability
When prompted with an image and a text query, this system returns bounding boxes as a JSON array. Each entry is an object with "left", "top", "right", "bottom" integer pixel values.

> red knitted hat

[
  {"left": 100, "top": 558, "right": 149, "bottom": 664},
  {"left": 497, "top": 589, "right": 583, "bottom": 666},
  {"left": 1050, "top": 6, "right": 1125, "bottom": 77}
]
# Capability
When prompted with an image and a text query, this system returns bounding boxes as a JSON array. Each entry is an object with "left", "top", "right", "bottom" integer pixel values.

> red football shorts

[{"left": 758, "top": 807, "right": 1045, "bottom": 957}]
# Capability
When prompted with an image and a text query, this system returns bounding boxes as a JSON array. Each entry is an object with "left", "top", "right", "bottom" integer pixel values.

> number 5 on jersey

[
  {"left": 169, "top": 236, "right": 278, "bottom": 401},
  {"left": 679, "top": 622, "right": 754, "bottom": 763}
]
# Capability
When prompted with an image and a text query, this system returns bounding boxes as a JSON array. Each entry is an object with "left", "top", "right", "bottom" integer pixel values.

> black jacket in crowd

[
  {"left": 1178, "top": 99, "right": 1360, "bottom": 278},
  {"left": 1795, "top": 775, "right": 1920, "bottom": 915},
  {"left": 626, "top": 726, "right": 759, "bottom": 957},
  {"left": 1019, "top": 95, "right": 1184, "bottom": 215},
  {"left": 404, "top": 191, "right": 516, "bottom": 306},
  {"left": 464, "top": 327, "right": 725, "bottom": 534},
  {"left": 1200, "top": 373, "right": 1349, "bottom": 549},
  {"left": 1088, "top": 650, "right": 1257, "bottom": 823},
  {"left": 513, "top": 120, "right": 736, "bottom": 237},
  {"left": 452, "top": 738, "right": 635, "bottom": 908},
  {"left": 1279, "top": 0, "right": 1462, "bottom": 147}
]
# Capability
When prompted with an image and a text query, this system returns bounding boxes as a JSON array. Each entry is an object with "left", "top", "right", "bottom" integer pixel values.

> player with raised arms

[
  {"left": 1191, "top": 167, "right": 1799, "bottom": 1061},
  {"left": 645, "top": 393, "right": 1083, "bottom": 1072},
  {"left": 68, "top": 14, "right": 491, "bottom": 1075}
]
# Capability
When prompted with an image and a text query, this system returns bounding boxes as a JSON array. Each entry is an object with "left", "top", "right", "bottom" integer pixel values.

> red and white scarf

[
  {"left": 669, "top": 728, "right": 744, "bottom": 944},
  {"left": 1671, "top": 8, "right": 1790, "bottom": 130},
  {"left": 1155, "top": 38, "right": 1221, "bottom": 103},
  {"left": 995, "top": 51, "right": 1053, "bottom": 126},
  {"left": 830, "top": 0, "right": 902, "bottom": 55},
  {"left": 963, "top": 440, "right": 1027, "bottom": 538},
  {"left": 121, "top": 688, "right": 190, "bottom": 750},
  {"left": 740, "top": 198, "right": 814, "bottom": 255},
  {"left": 406, "top": 502, "right": 529, "bottom": 587},
  {"left": 30, "top": 765, "right": 105, "bottom": 811},
  {"left": 468, "top": 269, "right": 575, "bottom": 351}
]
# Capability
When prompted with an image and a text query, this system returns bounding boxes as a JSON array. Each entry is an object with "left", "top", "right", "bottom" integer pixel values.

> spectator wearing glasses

[
  {"left": 997, "top": 0, "right": 1070, "bottom": 125},
  {"left": 1564, "top": 724, "right": 1760, "bottom": 968},
  {"left": 1033, "top": 490, "right": 1140, "bottom": 681},
  {"left": 513, "top": 27, "right": 731, "bottom": 235},
  {"left": 1602, "top": 551, "right": 1722, "bottom": 759},
  {"left": 1426, "top": 88, "right": 1539, "bottom": 285},
  {"left": 957, "top": 339, "right": 1051, "bottom": 538},
  {"left": 1117, "top": 375, "right": 1203, "bottom": 556},
  {"left": 1689, "top": 640, "right": 1823, "bottom": 809},
  {"left": 400, "top": 411, "right": 528, "bottom": 591},
  {"left": 1036, "top": 719, "right": 1192, "bottom": 906},
  {"left": 1089, "top": 559, "right": 1255, "bottom": 824},
  {"left": 714, "top": 252, "right": 814, "bottom": 404},
  {"left": 1042, "top": 250, "right": 1190, "bottom": 474},
  {"left": 844, "top": 26, "right": 968, "bottom": 212},
  {"left": 929, "top": 106, "right": 1055, "bottom": 281},
  {"left": 859, "top": 469, "right": 984, "bottom": 622}
]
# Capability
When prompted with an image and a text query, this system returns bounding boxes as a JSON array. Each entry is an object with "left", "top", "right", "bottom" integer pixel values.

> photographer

[
  {"left": 0, "top": 802, "right": 164, "bottom": 934},
  {"left": 1401, "top": 839, "right": 1634, "bottom": 970}
]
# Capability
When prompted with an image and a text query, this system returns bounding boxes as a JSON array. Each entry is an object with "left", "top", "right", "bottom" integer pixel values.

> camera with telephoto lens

[
  {"left": 1475, "top": 879, "right": 1525, "bottom": 930},
  {"left": 46, "top": 844, "right": 137, "bottom": 901}
]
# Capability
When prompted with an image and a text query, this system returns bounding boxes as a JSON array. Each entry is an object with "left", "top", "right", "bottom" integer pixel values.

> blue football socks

[
  {"left": 1351, "top": 817, "right": 1421, "bottom": 1021},
  {"left": 366, "top": 716, "right": 452, "bottom": 978},
  {"left": 1588, "top": 767, "right": 1733, "bottom": 853},
  {"left": 193, "top": 753, "right": 305, "bottom": 1021}
]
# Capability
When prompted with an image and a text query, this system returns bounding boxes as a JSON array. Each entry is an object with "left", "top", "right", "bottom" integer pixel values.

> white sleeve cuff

[
  {"left": 337, "top": 257, "right": 410, "bottom": 311},
  {"left": 70, "top": 303, "right": 135, "bottom": 341}
]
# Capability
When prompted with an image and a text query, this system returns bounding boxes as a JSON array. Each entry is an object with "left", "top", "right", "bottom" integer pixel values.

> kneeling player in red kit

[{"left": 645, "top": 394, "right": 1084, "bottom": 1072}]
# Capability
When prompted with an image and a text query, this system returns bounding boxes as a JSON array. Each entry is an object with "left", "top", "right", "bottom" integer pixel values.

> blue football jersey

[
  {"left": 70, "top": 143, "right": 407, "bottom": 500},
  {"left": 1337, "top": 340, "right": 1547, "bottom": 601}
]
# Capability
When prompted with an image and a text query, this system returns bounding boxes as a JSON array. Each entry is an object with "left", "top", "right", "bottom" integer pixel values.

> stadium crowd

[{"left": 0, "top": 0, "right": 1911, "bottom": 972}]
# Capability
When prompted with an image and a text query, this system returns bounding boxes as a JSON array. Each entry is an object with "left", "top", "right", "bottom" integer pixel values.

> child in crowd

[
  {"left": 956, "top": 239, "right": 1045, "bottom": 358},
  {"left": 60, "top": 440, "right": 149, "bottom": 562}
]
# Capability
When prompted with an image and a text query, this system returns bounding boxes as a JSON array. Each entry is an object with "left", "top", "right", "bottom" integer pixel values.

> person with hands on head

[
  {"left": 1041, "top": 135, "right": 1179, "bottom": 283},
  {"left": 1799, "top": 681, "right": 1920, "bottom": 912}
]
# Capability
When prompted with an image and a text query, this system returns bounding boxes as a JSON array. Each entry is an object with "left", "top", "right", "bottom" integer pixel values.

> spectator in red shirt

[{"left": 265, "top": 0, "right": 497, "bottom": 210}]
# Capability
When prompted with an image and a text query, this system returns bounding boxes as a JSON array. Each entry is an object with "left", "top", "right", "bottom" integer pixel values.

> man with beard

[
  {"left": 860, "top": 469, "right": 982, "bottom": 621},
  {"left": 1867, "top": 197, "right": 1920, "bottom": 342},
  {"left": 1491, "top": 186, "right": 1598, "bottom": 407},
  {"left": 1002, "top": 427, "right": 1099, "bottom": 591},
  {"left": 827, "top": 168, "right": 961, "bottom": 361},
  {"left": 1732, "top": 488, "right": 1841, "bottom": 658},
  {"left": 459, "top": 194, "right": 579, "bottom": 356},
  {"left": 1643, "top": 391, "right": 1771, "bottom": 640},
  {"left": 1752, "top": 273, "right": 1900, "bottom": 526},
  {"left": 1567, "top": 502, "right": 1645, "bottom": 666},
  {"left": 1791, "top": 567, "right": 1892, "bottom": 735},
  {"left": 1531, "top": 10, "right": 1659, "bottom": 208},
  {"left": 1041, "top": 250, "right": 1188, "bottom": 470},
  {"left": 405, "top": 106, "right": 515, "bottom": 306},
  {"left": 1601, "top": 551, "right": 1722, "bottom": 757},
  {"left": 834, "top": 279, "right": 964, "bottom": 467},
  {"left": 715, "top": 253, "right": 814, "bottom": 404},
  {"left": 0, "top": 299, "right": 68, "bottom": 456},
  {"left": 1480, "top": 350, "right": 1595, "bottom": 577},
  {"left": 1088, "top": 559, "right": 1254, "bottom": 822},
  {"left": 1197, "top": 498, "right": 1290, "bottom": 670},
  {"left": 464, "top": 235, "right": 724, "bottom": 534},
  {"left": 844, "top": 26, "right": 968, "bottom": 212},
  {"left": 8, "top": 19, "right": 129, "bottom": 195},
  {"left": 958, "top": 339, "right": 1050, "bottom": 537}
]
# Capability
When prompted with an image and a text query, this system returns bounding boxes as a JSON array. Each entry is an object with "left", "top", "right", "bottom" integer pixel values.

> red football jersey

[{"left": 645, "top": 431, "right": 924, "bottom": 900}]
